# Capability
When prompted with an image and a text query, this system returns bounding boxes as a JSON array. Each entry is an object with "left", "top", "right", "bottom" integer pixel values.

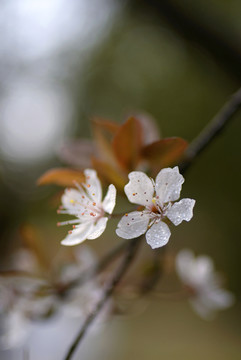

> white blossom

[
  {"left": 0, "top": 308, "right": 32, "bottom": 349},
  {"left": 58, "top": 169, "right": 117, "bottom": 246},
  {"left": 116, "top": 166, "right": 195, "bottom": 249},
  {"left": 0, "top": 246, "right": 105, "bottom": 349},
  {"left": 0, "top": 279, "right": 53, "bottom": 349},
  {"left": 56, "top": 246, "right": 110, "bottom": 334},
  {"left": 176, "top": 249, "right": 235, "bottom": 319}
]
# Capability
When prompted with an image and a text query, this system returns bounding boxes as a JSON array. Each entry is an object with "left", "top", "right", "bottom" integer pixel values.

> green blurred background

[{"left": 0, "top": 0, "right": 240, "bottom": 359}]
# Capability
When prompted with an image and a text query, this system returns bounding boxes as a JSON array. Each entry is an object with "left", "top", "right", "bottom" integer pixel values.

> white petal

[
  {"left": 194, "top": 255, "right": 214, "bottom": 282},
  {"left": 189, "top": 298, "right": 212, "bottom": 319},
  {"left": 167, "top": 198, "right": 195, "bottom": 226},
  {"left": 62, "top": 188, "right": 89, "bottom": 211},
  {"left": 116, "top": 211, "right": 150, "bottom": 239},
  {"left": 87, "top": 217, "right": 108, "bottom": 239},
  {"left": 175, "top": 249, "right": 195, "bottom": 283},
  {"left": 124, "top": 171, "right": 154, "bottom": 207},
  {"left": 176, "top": 251, "right": 215, "bottom": 288},
  {"left": 204, "top": 289, "right": 235, "bottom": 309},
  {"left": 84, "top": 169, "right": 102, "bottom": 202},
  {"left": 146, "top": 221, "right": 171, "bottom": 249},
  {"left": 155, "top": 166, "right": 184, "bottom": 205},
  {"left": 190, "top": 289, "right": 234, "bottom": 320},
  {"left": 102, "top": 184, "right": 117, "bottom": 214},
  {"left": 61, "top": 222, "right": 94, "bottom": 246},
  {"left": 0, "top": 311, "right": 31, "bottom": 349}
]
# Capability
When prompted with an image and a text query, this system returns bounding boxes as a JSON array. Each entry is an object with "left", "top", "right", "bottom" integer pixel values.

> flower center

[
  {"left": 79, "top": 201, "right": 104, "bottom": 219},
  {"left": 150, "top": 197, "right": 170, "bottom": 217}
]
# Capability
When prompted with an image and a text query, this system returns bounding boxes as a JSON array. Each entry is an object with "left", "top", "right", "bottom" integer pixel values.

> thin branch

[
  {"left": 63, "top": 237, "right": 141, "bottom": 360},
  {"left": 0, "top": 270, "right": 45, "bottom": 280},
  {"left": 179, "top": 87, "right": 241, "bottom": 173}
]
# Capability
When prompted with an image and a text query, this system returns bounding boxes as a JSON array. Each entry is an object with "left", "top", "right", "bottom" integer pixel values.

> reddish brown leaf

[
  {"left": 112, "top": 117, "right": 143, "bottom": 172},
  {"left": 91, "top": 157, "right": 127, "bottom": 190},
  {"left": 141, "top": 137, "right": 188, "bottom": 172},
  {"left": 91, "top": 117, "right": 120, "bottom": 135},
  {"left": 128, "top": 112, "right": 160, "bottom": 145},
  {"left": 92, "top": 118, "right": 118, "bottom": 166},
  {"left": 37, "top": 168, "right": 85, "bottom": 187}
]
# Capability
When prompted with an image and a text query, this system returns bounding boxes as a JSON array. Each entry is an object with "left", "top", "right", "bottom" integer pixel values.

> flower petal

[
  {"left": 155, "top": 166, "right": 184, "bottom": 205},
  {"left": 203, "top": 289, "right": 235, "bottom": 309},
  {"left": 189, "top": 298, "right": 212, "bottom": 319},
  {"left": 62, "top": 188, "right": 89, "bottom": 212},
  {"left": 146, "top": 221, "right": 171, "bottom": 249},
  {"left": 116, "top": 211, "right": 150, "bottom": 239},
  {"left": 167, "top": 198, "right": 195, "bottom": 226},
  {"left": 61, "top": 223, "right": 94, "bottom": 246},
  {"left": 176, "top": 251, "right": 216, "bottom": 288},
  {"left": 87, "top": 217, "right": 108, "bottom": 239},
  {"left": 175, "top": 249, "right": 195, "bottom": 283},
  {"left": 102, "top": 184, "right": 117, "bottom": 214},
  {"left": 124, "top": 171, "right": 154, "bottom": 207},
  {"left": 194, "top": 256, "right": 214, "bottom": 281},
  {"left": 176, "top": 250, "right": 235, "bottom": 319},
  {"left": 1, "top": 310, "right": 31, "bottom": 349},
  {"left": 84, "top": 169, "right": 102, "bottom": 202},
  {"left": 190, "top": 290, "right": 234, "bottom": 319}
]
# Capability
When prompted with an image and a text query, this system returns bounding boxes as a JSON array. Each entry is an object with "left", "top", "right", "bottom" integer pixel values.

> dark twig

[
  {"left": 63, "top": 237, "right": 141, "bottom": 360},
  {"left": 179, "top": 87, "right": 241, "bottom": 173}
]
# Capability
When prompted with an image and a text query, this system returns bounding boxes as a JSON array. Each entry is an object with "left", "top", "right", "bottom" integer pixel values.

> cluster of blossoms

[
  {"left": 57, "top": 166, "right": 234, "bottom": 320},
  {"left": 59, "top": 167, "right": 195, "bottom": 249},
  {"left": 0, "top": 163, "right": 234, "bottom": 350},
  {"left": 0, "top": 113, "right": 235, "bottom": 357},
  {"left": 176, "top": 249, "right": 235, "bottom": 319},
  {"left": 0, "top": 247, "right": 103, "bottom": 349}
]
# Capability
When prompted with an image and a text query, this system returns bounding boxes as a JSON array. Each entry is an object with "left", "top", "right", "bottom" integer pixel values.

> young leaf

[
  {"left": 112, "top": 117, "right": 143, "bottom": 172},
  {"left": 92, "top": 117, "right": 120, "bottom": 135},
  {"left": 91, "top": 157, "right": 127, "bottom": 190},
  {"left": 37, "top": 168, "right": 85, "bottom": 187},
  {"left": 141, "top": 137, "right": 188, "bottom": 171},
  {"left": 92, "top": 118, "right": 119, "bottom": 166},
  {"left": 128, "top": 112, "right": 160, "bottom": 145}
]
